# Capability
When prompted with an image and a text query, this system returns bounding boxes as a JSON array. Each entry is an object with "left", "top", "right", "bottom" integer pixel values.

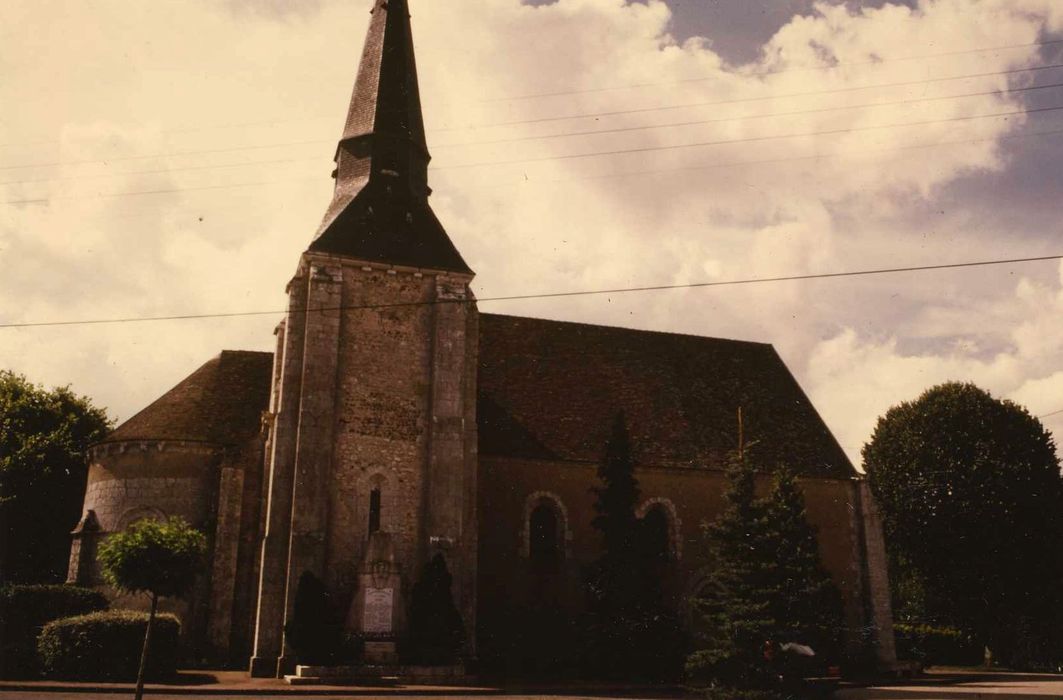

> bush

[
  {"left": 894, "top": 623, "right": 982, "bottom": 666},
  {"left": 283, "top": 571, "right": 345, "bottom": 665},
  {"left": 0, "top": 584, "right": 109, "bottom": 678},
  {"left": 37, "top": 610, "right": 180, "bottom": 681}
]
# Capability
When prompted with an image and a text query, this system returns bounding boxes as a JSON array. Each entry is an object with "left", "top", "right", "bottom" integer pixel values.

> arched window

[
  {"left": 368, "top": 488, "right": 382, "bottom": 534},
  {"left": 636, "top": 497, "right": 681, "bottom": 561},
  {"left": 521, "top": 492, "right": 571, "bottom": 572},
  {"left": 529, "top": 503, "right": 561, "bottom": 572}
]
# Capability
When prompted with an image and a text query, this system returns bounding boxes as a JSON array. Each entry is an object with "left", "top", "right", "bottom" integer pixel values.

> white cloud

[{"left": 1, "top": 0, "right": 1060, "bottom": 461}]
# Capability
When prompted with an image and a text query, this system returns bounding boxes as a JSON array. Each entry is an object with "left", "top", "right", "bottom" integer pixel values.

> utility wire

[
  {"left": 456, "top": 125, "right": 1063, "bottom": 191},
  {"left": 2, "top": 61, "right": 1061, "bottom": 173},
  {"left": 9, "top": 120, "right": 1063, "bottom": 206},
  {"left": 433, "top": 103, "right": 1063, "bottom": 171},
  {"left": 3, "top": 37, "right": 1061, "bottom": 150},
  {"left": 1, "top": 254, "right": 1059, "bottom": 330},
  {"left": 438, "top": 80, "right": 1063, "bottom": 149},
  {"left": 7, "top": 79, "right": 1060, "bottom": 188},
  {"left": 437, "top": 61, "right": 1063, "bottom": 131},
  {"left": 489, "top": 37, "right": 1063, "bottom": 102},
  {"left": 1039, "top": 408, "right": 1063, "bottom": 419},
  {"left": 0, "top": 155, "right": 325, "bottom": 187}
]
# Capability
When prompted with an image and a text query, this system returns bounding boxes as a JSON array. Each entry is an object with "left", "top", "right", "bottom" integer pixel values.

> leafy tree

[
  {"left": 863, "top": 382, "right": 1063, "bottom": 668},
  {"left": 585, "top": 412, "right": 682, "bottom": 679},
  {"left": 0, "top": 371, "right": 110, "bottom": 583},
  {"left": 686, "top": 452, "right": 777, "bottom": 693},
  {"left": 405, "top": 554, "right": 464, "bottom": 665},
  {"left": 98, "top": 517, "right": 205, "bottom": 700},
  {"left": 763, "top": 466, "right": 843, "bottom": 661}
]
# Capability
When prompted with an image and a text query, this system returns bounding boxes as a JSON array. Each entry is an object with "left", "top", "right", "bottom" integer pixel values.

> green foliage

[
  {"left": 687, "top": 455, "right": 844, "bottom": 694},
  {"left": 0, "top": 584, "right": 109, "bottom": 678},
  {"left": 0, "top": 371, "right": 111, "bottom": 583},
  {"left": 404, "top": 554, "right": 465, "bottom": 665},
  {"left": 283, "top": 571, "right": 345, "bottom": 665},
  {"left": 584, "top": 412, "right": 685, "bottom": 680},
  {"left": 37, "top": 610, "right": 179, "bottom": 681},
  {"left": 98, "top": 517, "right": 206, "bottom": 599},
  {"left": 864, "top": 382, "right": 1063, "bottom": 667},
  {"left": 687, "top": 453, "right": 777, "bottom": 691},
  {"left": 893, "top": 623, "right": 982, "bottom": 666},
  {"left": 763, "top": 466, "right": 844, "bottom": 660}
]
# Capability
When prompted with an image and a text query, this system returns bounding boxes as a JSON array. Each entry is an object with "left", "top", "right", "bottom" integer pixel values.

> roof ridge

[{"left": 479, "top": 312, "right": 775, "bottom": 348}]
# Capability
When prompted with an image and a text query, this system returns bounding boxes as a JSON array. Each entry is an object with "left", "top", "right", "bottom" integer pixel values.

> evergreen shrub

[
  {"left": 283, "top": 571, "right": 345, "bottom": 665},
  {"left": 0, "top": 584, "right": 109, "bottom": 678},
  {"left": 37, "top": 610, "right": 180, "bottom": 681}
]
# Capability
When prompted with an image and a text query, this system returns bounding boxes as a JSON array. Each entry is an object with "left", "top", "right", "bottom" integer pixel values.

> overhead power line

[
  {"left": 1039, "top": 408, "right": 1063, "bottom": 419},
  {"left": 6, "top": 79, "right": 1061, "bottom": 189},
  {"left": 489, "top": 37, "right": 1063, "bottom": 102},
  {"left": 2, "top": 61, "right": 1061, "bottom": 174},
  {"left": 437, "top": 80, "right": 1063, "bottom": 149},
  {"left": 3, "top": 38, "right": 1061, "bottom": 151},
  {"left": 433, "top": 103, "right": 1063, "bottom": 171},
  {"left": 8, "top": 122, "right": 1063, "bottom": 206},
  {"left": 439, "top": 61, "right": 1063, "bottom": 131},
  {"left": 1, "top": 254, "right": 1059, "bottom": 330}
]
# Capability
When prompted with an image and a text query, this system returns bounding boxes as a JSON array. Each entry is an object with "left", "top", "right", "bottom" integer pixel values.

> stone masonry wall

[
  {"left": 478, "top": 456, "right": 877, "bottom": 659},
  {"left": 252, "top": 252, "right": 478, "bottom": 675}
]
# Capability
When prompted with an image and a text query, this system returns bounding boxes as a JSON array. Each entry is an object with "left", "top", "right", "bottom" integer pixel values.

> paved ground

[
  {"left": 837, "top": 669, "right": 1063, "bottom": 699},
  {"left": 3, "top": 670, "right": 1063, "bottom": 699}
]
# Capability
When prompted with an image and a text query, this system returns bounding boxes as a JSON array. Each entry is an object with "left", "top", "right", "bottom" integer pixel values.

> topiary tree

[
  {"left": 864, "top": 382, "right": 1063, "bottom": 667},
  {"left": 97, "top": 517, "right": 205, "bottom": 700},
  {"left": 404, "top": 554, "right": 465, "bottom": 665},
  {"left": 283, "top": 571, "right": 344, "bottom": 665}
]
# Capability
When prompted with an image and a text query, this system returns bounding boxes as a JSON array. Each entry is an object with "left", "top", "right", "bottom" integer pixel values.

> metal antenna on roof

[{"left": 737, "top": 406, "right": 744, "bottom": 462}]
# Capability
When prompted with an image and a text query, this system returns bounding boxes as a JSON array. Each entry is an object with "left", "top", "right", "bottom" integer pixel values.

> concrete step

[{"left": 284, "top": 674, "right": 400, "bottom": 687}]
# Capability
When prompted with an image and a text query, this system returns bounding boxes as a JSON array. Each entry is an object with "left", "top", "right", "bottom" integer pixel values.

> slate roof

[
  {"left": 103, "top": 351, "right": 273, "bottom": 447},
  {"left": 103, "top": 316, "right": 854, "bottom": 479},
  {"left": 477, "top": 314, "right": 855, "bottom": 479},
  {"left": 310, "top": 0, "right": 472, "bottom": 275}
]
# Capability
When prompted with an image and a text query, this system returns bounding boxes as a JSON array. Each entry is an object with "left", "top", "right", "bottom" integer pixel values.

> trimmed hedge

[
  {"left": 0, "top": 585, "right": 109, "bottom": 678},
  {"left": 37, "top": 610, "right": 180, "bottom": 681},
  {"left": 894, "top": 623, "right": 982, "bottom": 666}
]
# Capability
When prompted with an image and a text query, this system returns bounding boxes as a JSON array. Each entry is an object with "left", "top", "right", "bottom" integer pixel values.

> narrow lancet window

[{"left": 368, "top": 488, "right": 382, "bottom": 534}]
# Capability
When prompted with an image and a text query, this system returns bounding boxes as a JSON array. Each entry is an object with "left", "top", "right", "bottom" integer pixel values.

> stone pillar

[
  {"left": 250, "top": 268, "right": 309, "bottom": 678},
  {"left": 424, "top": 277, "right": 478, "bottom": 653},
  {"left": 279, "top": 262, "right": 343, "bottom": 674},
  {"left": 66, "top": 510, "right": 100, "bottom": 585},
  {"left": 858, "top": 481, "right": 897, "bottom": 667}
]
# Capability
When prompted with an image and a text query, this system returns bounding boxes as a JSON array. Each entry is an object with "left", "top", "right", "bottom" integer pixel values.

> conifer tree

[
  {"left": 686, "top": 452, "right": 777, "bottom": 693},
  {"left": 584, "top": 411, "right": 642, "bottom": 676},
  {"left": 764, "top": 466, "right": 844, "bottom": 660}
]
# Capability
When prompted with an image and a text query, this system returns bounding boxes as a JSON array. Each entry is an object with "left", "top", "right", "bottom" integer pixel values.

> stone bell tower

[{"left": 249, "top": 0, "right": 478, "bottom": 677}]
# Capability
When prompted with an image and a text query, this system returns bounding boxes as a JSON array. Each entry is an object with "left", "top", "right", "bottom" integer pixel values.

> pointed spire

[{"left": 310, "top": 0, "right": 471, "bottom": 274}]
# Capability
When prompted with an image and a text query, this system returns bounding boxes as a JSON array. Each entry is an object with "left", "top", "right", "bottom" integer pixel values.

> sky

[{"left": 1, "top": 0, "right": 1062, "bottom": 467}]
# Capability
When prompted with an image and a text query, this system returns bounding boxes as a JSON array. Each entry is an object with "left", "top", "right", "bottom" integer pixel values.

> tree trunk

[{"left": 135, "top": 593, "right": 158, "bottom": 700}]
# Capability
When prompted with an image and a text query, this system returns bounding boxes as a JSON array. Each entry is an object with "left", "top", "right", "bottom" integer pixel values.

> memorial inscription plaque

[{"left": 363, "top": 587, "right": 394, "bottom": 634}]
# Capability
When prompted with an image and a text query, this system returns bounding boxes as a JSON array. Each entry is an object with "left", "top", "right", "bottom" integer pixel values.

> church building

[{"left": 67, "top": 0, "right": 896, "bottom": 678}]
